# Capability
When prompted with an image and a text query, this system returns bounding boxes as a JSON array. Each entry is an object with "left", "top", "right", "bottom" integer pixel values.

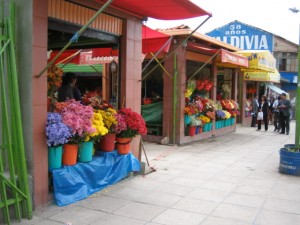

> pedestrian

[
  {"left": 251, "top": 95, "right": 258, "bottom": 127},
  {"left": 268, "top": 96, "right": 275, "bottom": 125},
  {"left": 272, "top": 95, "right": 281, "bottom": 132},
  {"left": 257, "top": 95, "right": 269, "bottom": 131},
  {"left": 278, "top": 93, "right": 291, "bottom": 135},
  {"left": 57, "top": 72, "right": 81, "bottom": 102}
]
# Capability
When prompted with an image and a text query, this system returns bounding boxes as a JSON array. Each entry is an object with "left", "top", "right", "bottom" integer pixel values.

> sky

[{"left": 145, "top": 0, "right": 300, "bottom": 44}]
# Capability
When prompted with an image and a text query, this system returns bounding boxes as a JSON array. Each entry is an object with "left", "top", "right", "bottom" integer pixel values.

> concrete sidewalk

[{"left": 15, "top": 121, "right": 300, "bottom": 225}]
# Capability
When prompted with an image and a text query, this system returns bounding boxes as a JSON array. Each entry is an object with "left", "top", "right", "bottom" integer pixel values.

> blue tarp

[{"left": 52, "top": 150, "right": 140, "bottom": 206}]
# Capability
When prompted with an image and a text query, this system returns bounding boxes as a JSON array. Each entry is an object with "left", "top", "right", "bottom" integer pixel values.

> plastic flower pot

[
  {"left": 78, "top": 141, "right": 93, "bottom": 163},
  {"left": 48, "top": 146, "right": 63, "bottom": 170},
  {"left": 116, "top": 137, "right": 132, "bottom": 155},
  {"left": 99, "top": 133, "right": 116, "bottom": 152},
  {"left": 62, "top": 144, "right": 78, "bottom": 165}
]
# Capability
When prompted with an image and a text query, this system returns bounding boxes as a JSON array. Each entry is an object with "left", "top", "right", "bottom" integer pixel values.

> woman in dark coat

[{"left": 257, "top": 95, "right": 269, "bottom": 131}]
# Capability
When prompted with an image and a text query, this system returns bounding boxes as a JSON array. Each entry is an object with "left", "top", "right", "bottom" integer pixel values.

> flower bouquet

[
  {"left": 115, "top": 108, "right": 147, "bottom": 154},
  {"left": 55, "top": 100, "right": 96, "bottom": 165}
]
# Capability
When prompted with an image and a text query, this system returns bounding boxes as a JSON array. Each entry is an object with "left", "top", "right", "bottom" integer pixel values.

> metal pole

[
  {"left": 35, "top": 0, "right": 114, "bottom": 78},
  {"left": 295, "top": 24, "right": 300, "bottom": 148},
  {"left": 173, "top": 53, "right": 177, "bottom": 144}
]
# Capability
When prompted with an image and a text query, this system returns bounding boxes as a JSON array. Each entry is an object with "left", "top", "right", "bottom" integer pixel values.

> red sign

[{"left": 221, "top": 50, "right": 248, "bottom": 67}]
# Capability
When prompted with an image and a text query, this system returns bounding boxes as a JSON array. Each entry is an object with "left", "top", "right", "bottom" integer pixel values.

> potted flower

[
  {"left": 115, "top": 108, "right": 147, "bottom": 154},
  {"left": 55, "top": 100, "right": 96, "bottom": 165},
  {"left": 45, "top": 112, "right": 72, "bottom": 169},
  {"left": 97, "top": 106, "right": 118, "bottom": 152},
  {"left": 47, "top": 66, "right": 63, "bottom": 112},
  {"left": 78, "top": 110, "right": 108, "bottom": 162},
  {"left": 189, "top": 115, "right": 202, "bottom": 136}
]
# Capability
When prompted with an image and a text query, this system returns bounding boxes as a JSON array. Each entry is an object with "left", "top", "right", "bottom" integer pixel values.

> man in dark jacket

[
  {"left": 251, "top": 95, "right": 258, "bottom": 127},
  {"left": 278, "top": 93, "right": 291, "bottom": 135}
]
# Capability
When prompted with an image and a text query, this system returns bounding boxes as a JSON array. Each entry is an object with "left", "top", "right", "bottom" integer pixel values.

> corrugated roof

[{"left": 158, "top": 28, "right": 241, "bottom": 52}]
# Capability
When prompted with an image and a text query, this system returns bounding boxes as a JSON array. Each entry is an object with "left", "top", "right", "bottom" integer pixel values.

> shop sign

[
  {"left": 80, "top": 52, "right": 118, "bottom": 65},
  {"left": 220, "top": 50, "right": 248, "bottom": 67},
  {"left": 237, "top": 50, "right": 276, "bottom": 72},
  {"left": 206, "top": 21, "right": 273, "bottom": 51},
  {"left": 244, "top": 70, "right": 280, "bottom": 83}
]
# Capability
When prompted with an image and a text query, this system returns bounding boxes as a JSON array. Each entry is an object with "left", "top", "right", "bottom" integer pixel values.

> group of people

[{"left": 251, "top": 93, "right": 291, "bottom": 135}]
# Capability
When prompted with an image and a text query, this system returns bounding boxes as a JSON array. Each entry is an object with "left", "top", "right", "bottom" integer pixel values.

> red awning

[
  {"left": 187, "top": 42, "right": 249, "bottom": 68},
  {"left": 95, "top": 0, "right": 211, "bottom": 20},
  {"left": 142, "top": 25, "right": 171, "bottom": 53},
  {"left": 91, "top": 48, "right": 119, "bottom": 58}
]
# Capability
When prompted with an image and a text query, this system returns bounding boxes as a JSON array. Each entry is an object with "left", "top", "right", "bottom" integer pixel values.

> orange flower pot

[
  {"left": 116, "top": 137, "right": 132, "bottom": 155},
  {"left": 99, "top": 133, "right": 116, "bottom": 152},
  {"left": 62, "top": 144, "right": 78, "bottom": 165}
]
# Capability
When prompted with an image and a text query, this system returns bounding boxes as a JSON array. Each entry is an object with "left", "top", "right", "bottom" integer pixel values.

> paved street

[{"left": 15, "top": 121, "right": 300, "bottom": 225}]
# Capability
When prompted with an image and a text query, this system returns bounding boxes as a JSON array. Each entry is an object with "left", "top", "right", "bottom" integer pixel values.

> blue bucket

[
  {"left": 78, "top": 141, "right": 93, "bottom": 162},
  {"left": 208, "top": 122, "right": 212, "bottom": 131},
  {"left": 184, "top": 115, "right": 191, "bottom": 125},
  {"left": 279, "top": 147, "right": 300, "bottom": 176},
  {"left": 48, "top": 146, "right": 63, "bottom": 169}
]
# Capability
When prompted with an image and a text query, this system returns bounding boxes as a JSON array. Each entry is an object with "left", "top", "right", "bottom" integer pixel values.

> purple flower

[{"left": 46, "top": 113, "right": 72, "bottom": 147}]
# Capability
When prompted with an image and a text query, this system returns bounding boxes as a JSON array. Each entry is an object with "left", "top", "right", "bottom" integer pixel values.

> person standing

[
  {"left": 278, "top": 93, "right": 291, "bottom": 135},
  {"left": 272, "top": 95, "right": 281, "bottom": 132},
  {"left": 57, "top": 72, "right": 81, "bottom": 102},
  {"left": 257, "top": 95, "right": 269, "bottom": 131},
  {"left": 251, "top": 95, "right": 258, "bottom": 127}
]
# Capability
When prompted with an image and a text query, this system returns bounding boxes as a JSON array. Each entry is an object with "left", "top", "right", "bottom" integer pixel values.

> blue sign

[{"left": 206, "top": 21, "right": 273, "bottom": 51}]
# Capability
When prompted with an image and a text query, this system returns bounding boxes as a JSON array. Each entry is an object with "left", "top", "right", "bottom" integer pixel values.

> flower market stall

[{"left": 46, "top": 93, "right": 147, "bottom": 205}]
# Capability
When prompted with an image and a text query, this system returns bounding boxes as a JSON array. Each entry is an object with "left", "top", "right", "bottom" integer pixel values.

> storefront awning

[
  {"left": 142, "top": 25, "right": 171, "bottom": 53},
  {"left": 57, "top": 63, "right": 103, "bottom": 73},
  {"left": 264, "top": 83, "right": 288, "bottom": 95},
  {"left": 95, "top": 0, "right": 212, "bottom": 20},
  {"left": 236, "top": 50, "right": 276, "bottom": 72},
  {"left": 187, "top": 42, "right": 249, "bottom": 68},
  {"left": 244, "top": 69, "right": 281, "bottom": 83}
]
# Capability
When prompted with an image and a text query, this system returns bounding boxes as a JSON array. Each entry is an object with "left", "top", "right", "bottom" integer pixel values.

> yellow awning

[
  {"left": 236, "top": 50, "right": 276, "bottom": 72},
  {"left": 244, "top": 69, "right": 280, "bottom": 83}
]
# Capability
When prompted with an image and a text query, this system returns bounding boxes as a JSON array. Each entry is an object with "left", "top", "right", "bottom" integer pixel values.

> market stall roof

[
  {"left": 95, "top": 0, "right": 212, "bottom": 20},
  {"left": 187, "top": 42, "right": 248, "bottom": 68},
  {"left": 244, "top": 69, "right": 281, "bottom": 83},
  {"left": 235, "top": 50, "right": 276, "bottom": 72},
  {"left": 57, "top": 63, "right": 103, "bottom": 73},
  {"left": 160, "top": 28, "right": 241, "bottom": 52}
]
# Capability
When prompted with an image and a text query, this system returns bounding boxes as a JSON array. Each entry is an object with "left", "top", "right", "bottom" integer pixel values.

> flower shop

[
  {"left": 141, "top": 27, "right": 249, "bottom": 145},
  {"left": 33, "top": 0, "right": 211, "bottom": 207}
]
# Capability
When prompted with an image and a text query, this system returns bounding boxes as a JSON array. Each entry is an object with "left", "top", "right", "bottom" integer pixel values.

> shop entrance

[{"left": 47, "top": 18, "right": 120, "bottom": 106}]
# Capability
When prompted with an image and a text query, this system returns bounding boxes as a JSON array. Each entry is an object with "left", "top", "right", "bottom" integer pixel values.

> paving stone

[
  {"left": 255, "top": 210, "right": 300, "bottom": 225},
  {"left": 49, "top": 206, "right": 107, "bottom": 225},
  {"left": 90, "top": 214, "right": 145, "bottom": 225},
  {"left": 153, "top": 183, "right": 195, "bottom": 197},
  {"left": 263, "top": 198, "right": 300, "bottom": 215},
  {"left": 114, "top": 202, "right": 166, "bottom": 221},
  {"left": 171, "top": 197, "right": 218, "bottom": 214},
  {"left": 135, "top": 191, "right": 182, "bottom": 207},
  {"left": 223, "top": 193, "right": 266, "bottom": 208},
  {"left": 187, "top": 188, "right": 229, "bottom": 202},
  {"left": 152, "top": 208, "right": 206, "bottom": 225},
  {"left": 201, "top": 216, "right": 251, "bottom": 225},
  {"left": 78, "top": 195, "right": 130, "bottom": 212},
  {"left": 211, "top": 203, "right": 259, "bottom": 223}
]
